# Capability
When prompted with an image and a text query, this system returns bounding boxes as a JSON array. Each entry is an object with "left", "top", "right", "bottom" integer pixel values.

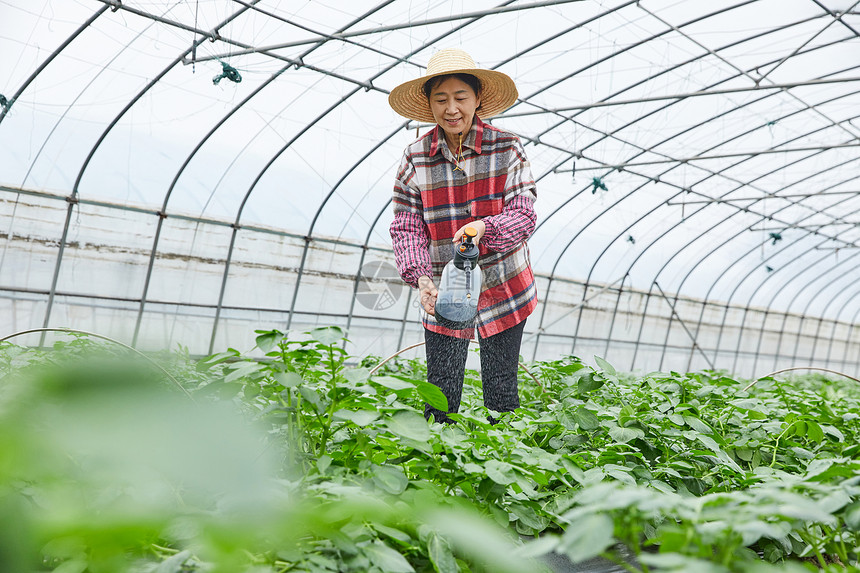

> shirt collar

[{"left": 429, "top": 115, "right": 485, "bottom": 156}]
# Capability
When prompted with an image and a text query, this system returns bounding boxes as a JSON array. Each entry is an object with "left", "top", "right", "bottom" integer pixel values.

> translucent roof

[{"left": 2, "top": 0, "right": 860, "bottom": 373}]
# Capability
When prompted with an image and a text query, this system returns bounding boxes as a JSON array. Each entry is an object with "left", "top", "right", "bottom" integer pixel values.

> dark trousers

[{"left": 423, "top": 320, "right": 526, "bottom": 423}]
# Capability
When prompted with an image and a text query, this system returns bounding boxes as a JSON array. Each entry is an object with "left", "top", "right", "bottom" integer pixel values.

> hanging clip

[{"left": 213, "top": 61, "right": 242, "bottom": 85}]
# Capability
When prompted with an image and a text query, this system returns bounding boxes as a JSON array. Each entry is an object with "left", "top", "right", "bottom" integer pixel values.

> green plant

[{"left": 2, "top": 331, "right": 860, "bottom": 572}]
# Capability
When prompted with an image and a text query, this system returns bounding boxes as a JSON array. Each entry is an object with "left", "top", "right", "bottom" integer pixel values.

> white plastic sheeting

[{"left": 2, "top": 0, "right": 860, "bottom": 375}]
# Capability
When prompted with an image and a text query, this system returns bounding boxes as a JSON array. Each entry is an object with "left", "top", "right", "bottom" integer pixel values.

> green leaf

[
  {"left": 735, "top": 448, "right": 754, "bottom": 461},
  {"left": 417, "top": 381, "right": 449, "bottom": 412},
  {"left": 843, "top": 501, "right": 860, "bottom": 531},
  {"left": 334, "top": 408, "right": 380, "bottom": 427},
  {"left": 386, "top": 411, "right": 431, "bottom": 442},
  {"left": 604, "top": 467, "right": 636, "bottom": 486},
  {"left": 697, "top": 434, "right": 720, "bottom": 451},
  {"left": 792, "top": 420, "right": 807, "bottom": 437},
  {"left": 344, "top": 367, "right": 371, "bottom": 384},
  {"left": 197, "top": 348, "right": 240, "bottom": 370},
  {"left": 274, "top": 371, "right": 303, "bottom": 388},
  {"left": 299, "top": 386, "right": 323, "bottom": 412},
  {"left": 254, "top": 329, "right": 283, "bottom": 352},
  {"left": 803, "top": 458, "right": 834, "bottom": 480},
  {"left": 732, "top": 520, "right": 791, "bottom": 547},
  {"left": 819, "top": 490, "right": 852, "bottom": 514},
  {"left": 373, "top": 375, "right": 416, "bottom": 391},
  {"left": 683, "top": 415, "right": 713, "bottom": 434},
  {"left": 557, "top": 409, "right": 578, "bottom": 430},
  {"left": 317, "top": 455, "right": 332, "bottom": 474},
  {"left": 558, "top": 513, "right": 614, "bottom": 562},
  {"left": 774, "top": 500, "right": 834, "bottom": 522},
  {"left": 363, "top": 540, "right": 414, "bottom": 572},
  {"left": 509, "top": 502, "right": 548, "bottom": 530},
  {"left": 224, "top": 360, "right": 264, "bottom": 383},
  {"left": 609, "top": 426, "right": 644, "bottom": 443},
  {"left": 194, "top": 379, "right": 242, "bottom": 399},
  {"left": 52, "top": 561, "right": 88, "bottom": 573},
  {"left": 578, "top": 372, "right": 604, "bottom": 393},
  {"left": 485, "top": 459, "right": 516, "bottom": 485},
  {"left": 374, "top": 523, "right": 412, "bottom": 544},
  {"left": 805, "top": 420, "right": 825, "bottom": 442},
  {"left": 574, "top": 406, "right": 599, "bottom": 430},
  {"left": 557, "top": 362, "right": 585, "bottom": 375},
  {"left": 560, "top": 457, "right": 586, "bottom": 484},
  {"left": 822, "top": 424, "right": 844, "bottom": 442},
  {"left": 155, "top": 550, "right": 193, "bottom": 573},
  {"left": 593, "top": 355, "right": 616, "bottom": 375},
  {"left": 242, "top": 381, "right": 260, "bottom": 398},
  {"left": 427, "top": 532, "right": 458, "bottom": 573},
  {"left": 372, "top": 464, "right": 409, "bottom": 494},
  {"left": 311, "top": 326, "right": 344, "bottom": 346},
  {"left": 423, "top": 507, "right": 536, "bottom": 573}
]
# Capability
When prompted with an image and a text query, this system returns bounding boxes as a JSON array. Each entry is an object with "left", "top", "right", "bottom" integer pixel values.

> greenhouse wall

[{"left": 4, "top": 188, "right": 859, "bottom": 380}]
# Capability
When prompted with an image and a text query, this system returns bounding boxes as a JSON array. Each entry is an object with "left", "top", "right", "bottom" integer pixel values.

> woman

[{"left": 388, "top": 48, "right": 538, "bottom": 424}]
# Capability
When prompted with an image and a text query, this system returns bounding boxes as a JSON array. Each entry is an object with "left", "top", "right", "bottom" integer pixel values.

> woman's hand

[
  {"left": 418, "top": 275, "right": 438, "bottom": 315},
  {"left": 453, "top": 220, "right": 486, "bottom": 244}
]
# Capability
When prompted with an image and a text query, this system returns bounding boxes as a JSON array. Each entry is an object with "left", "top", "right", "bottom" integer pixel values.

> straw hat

[{"left": 388, "top": 48, "right": 518, "bottom": 123}]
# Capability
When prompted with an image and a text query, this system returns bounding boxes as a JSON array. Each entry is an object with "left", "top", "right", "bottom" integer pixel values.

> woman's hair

[{"left": 422, "top": 73, "right": 482, "bottom": 101}]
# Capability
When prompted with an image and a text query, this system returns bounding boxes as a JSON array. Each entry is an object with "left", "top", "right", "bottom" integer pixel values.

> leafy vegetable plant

[{"left": 2, "top": 328, "right": 860, "bottom": 572}]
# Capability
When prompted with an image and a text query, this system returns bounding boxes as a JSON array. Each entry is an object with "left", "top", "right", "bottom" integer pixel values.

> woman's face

[{"left": 427, "top": 76, "right": 481, "bottom": 143}]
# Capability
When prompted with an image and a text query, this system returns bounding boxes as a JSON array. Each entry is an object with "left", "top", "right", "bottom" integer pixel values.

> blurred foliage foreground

[{"left": 2, "top": 327, "right": 860, "bottom": 573}]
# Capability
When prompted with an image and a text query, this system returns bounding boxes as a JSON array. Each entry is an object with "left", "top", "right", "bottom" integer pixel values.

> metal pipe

[
  {"left": 783, "top": 253, "right": 860, "bottom": 365},
  {"left": 799, "top": 262, "right": 860, "bottom": 365},
  {"left": 554, "top": 143, "right": 860, "bottom": 173},
  {"left": 527, "top": 15, "right": 853, "bottom": 360},
  {"left": 654, "top": 282, "right": 715, "bottom": 370},
  {"left": 46, "top": 3, "right": 258, "bottom": 342},
  {"left": 137, "top": 1, "right": 397, "bottom": 345},
  {"left": 0, "top": 6, "right": 110, "bottom": 126},
  {"left": 841, "top": 305, "right": 860, "bottom": 372},
  {"left": 344, "top": 200, "right": 394, "bottom": 341},
  {"left": 213, "top": 1, "right": 521, "bottom": 343},
  {"left": 540, "top": 53, "right": 860, "bottom": 368},
  {"left": 499, "top": 76, "right": 860, "bottom": 118},
  {"left": 825, "top": 288, "right": 860, "bottom": 370},
  {"left": 755, "top": 0, "right": 860, "bottom": 84},
  {"left": 196, "top": 0, "right": 588, "bottom": 61},
  {"left": 1, "top": 327, "right": 192, "bottom": 400}
]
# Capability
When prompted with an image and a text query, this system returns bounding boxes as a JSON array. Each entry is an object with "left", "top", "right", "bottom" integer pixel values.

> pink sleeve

[
  {"left": 390, "top": 211, "right": 432, "bottom": 288},
  {"left": 481, "top": 139, "right": 537, "bottom": 253},
  {"left": 389, "top": 151, "right": 432, "bottom": 288},
  {"left": 481, "top": 194, "right": 536, "bottom": 253}
]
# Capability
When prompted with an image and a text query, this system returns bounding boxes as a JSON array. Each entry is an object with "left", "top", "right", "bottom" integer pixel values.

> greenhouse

[{"left": 3, "top": 1, "right": 860, "bottom": 572}]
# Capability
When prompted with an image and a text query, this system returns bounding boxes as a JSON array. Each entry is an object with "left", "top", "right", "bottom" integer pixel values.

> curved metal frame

[
  {"left": 524, "top": 10, "right": 854, "bottom": 358},
  {"left": 711, "top": 157, "right": 860, "bottom": 365},
  {"left": 34, "top": 2, "right": 259, "bottom": 344},
  {"left": 1, "top": 0, "right": 860, "bottom": 369},
  {"left": 214, "top": 1, "right": 523, "bottom": 352}
]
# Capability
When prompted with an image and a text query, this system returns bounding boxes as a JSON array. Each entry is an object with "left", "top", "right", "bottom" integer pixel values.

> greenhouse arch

[{"left": 2, "top": 0, "right": 860, "bottom": 377}]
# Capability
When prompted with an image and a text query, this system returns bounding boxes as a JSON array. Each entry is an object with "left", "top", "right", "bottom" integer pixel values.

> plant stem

[{"left": 770, "top": 424, "right": 794, "bottom": 467}]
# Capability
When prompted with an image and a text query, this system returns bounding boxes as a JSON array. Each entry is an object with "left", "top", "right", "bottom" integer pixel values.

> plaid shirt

[{"left": 390, "top": 116, "right": 538, "bottom": 339}]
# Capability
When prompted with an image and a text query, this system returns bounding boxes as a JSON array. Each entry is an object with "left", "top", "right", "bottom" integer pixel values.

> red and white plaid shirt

[{"left": 390, "top": 116, "right": 538, "bottom": 339}]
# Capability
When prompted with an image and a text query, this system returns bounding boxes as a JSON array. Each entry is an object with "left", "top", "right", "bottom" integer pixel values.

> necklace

[{"left": 453, "top": 132, "right": 464, "bottom": 172}]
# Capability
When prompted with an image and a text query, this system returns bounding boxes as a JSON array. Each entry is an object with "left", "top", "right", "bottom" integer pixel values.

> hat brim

[{"left": 388, "top": 68, "right": 518, "bottom": 124}]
